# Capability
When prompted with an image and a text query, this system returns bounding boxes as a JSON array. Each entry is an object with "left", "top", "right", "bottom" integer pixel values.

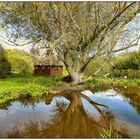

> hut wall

[
  {"left": 34, "top": 66, "right": 50, "bottom": 76},
  {"left": 50, "top": 66, "right": 63, "bottom": 77},
  {"left": 34, "top": 65, "right": 63, "bottom": 77}
]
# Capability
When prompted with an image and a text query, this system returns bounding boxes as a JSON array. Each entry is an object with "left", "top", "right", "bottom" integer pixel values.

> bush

[
  {"left": 0, "top": 47, "right": 11, "bottom": 78},
  {"left": 111, "top": 50, "right": 140, "bottom": 79},
  {"left": 113, "top": 50, "right": 140, "bottom": 70},
  {"left": 111, "top": 69, "right": 140, "bottom": 79}
]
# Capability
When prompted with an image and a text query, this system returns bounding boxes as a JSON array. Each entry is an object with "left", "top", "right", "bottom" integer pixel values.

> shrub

[
  {"left": 111, "top": 50, "right": 140, "bottom": 79},
  {"left": 113, "top": 50, "right": 140, "bottom": 70},
  {"left": 111, "top": 69, "right": 140, "bottom": 79}
]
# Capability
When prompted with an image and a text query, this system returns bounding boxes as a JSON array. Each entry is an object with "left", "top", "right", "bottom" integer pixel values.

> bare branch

[
  {"left": 0, "top": 34, "right": 48, "bottom": 46},
  {"left": 112, "top": 37, "right": 140, "bottom": 53},
  {"left": 80, "top": 2, "right": 137, "bottom": 49}
]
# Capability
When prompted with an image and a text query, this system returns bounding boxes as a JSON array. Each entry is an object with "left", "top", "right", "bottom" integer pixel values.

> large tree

[{"left": 0, "top": 2, "right": 140, "bottom": 84}]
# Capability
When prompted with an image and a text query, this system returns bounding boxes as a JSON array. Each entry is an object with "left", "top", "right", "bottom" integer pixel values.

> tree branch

[
  {"left": 112, "top": 36, "right": 140, "bottom": 53},
  {"left": 0, "top": 34, "right": 48, "bottom": 46},
  {"left": 64, "top": 3, "right": 80, "bottom": 32},
  {"left": 80, "top": 2, "right": 136, "bottom": 50}
]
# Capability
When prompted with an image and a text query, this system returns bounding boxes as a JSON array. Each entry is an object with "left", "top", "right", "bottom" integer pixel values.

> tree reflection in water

[{"left": 8, "top": 92, "right": 129, "bottom": 138}]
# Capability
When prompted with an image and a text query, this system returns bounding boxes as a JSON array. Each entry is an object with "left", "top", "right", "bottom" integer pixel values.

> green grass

[
  {"left": 0, "top": 76, "right": 67, "bottom": 104},
  {"left": 90, "top": 77, "right": 140, "bottom": 87}
]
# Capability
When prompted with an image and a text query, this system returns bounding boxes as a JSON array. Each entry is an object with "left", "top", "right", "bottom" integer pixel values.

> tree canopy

[{"left": 0, "top": 2, "right": 140, "bottom": 84}]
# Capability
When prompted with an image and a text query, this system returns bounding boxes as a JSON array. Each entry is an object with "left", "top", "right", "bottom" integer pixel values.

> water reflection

[
  {"left": 84, "top": 86, "right": 140, "bottom": 137},
  {"left": 114, "top": 86, "right": 140, "bottom": 114},
  {"left": 7, "top": 92, "right": 123, "bottom": 138},
  {"left": 0, "top": 86, "right": 140, "bottom": 138}
]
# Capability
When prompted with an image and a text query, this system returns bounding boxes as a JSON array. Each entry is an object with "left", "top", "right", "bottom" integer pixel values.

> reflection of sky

[
  {"left": 82, "top": 98, "right": 101, "bottom": 120},
  {"left": 0, "top": 96, "right": 70, "bottom": 122},
  {"left": 81, "top": 89, "right": 140, "bottom": 127},
  {"left": 0, "top": 97, "right": 69, "bottom": 137},
  {"left": 51, "top": 96, "right": 70, "bottom": 106}
]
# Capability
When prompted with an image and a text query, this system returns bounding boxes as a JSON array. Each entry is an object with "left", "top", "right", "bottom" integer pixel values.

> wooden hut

[{"left": 34, "top": 64, "right": 63, "bottom": 77}]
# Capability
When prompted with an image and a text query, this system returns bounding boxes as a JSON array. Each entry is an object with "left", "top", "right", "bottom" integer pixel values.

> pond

[{"left": 0, "top": 85, "right": 140, "bottom": 138}]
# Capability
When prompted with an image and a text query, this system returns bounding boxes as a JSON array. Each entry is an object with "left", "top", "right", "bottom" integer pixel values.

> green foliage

[
  {"left": 111, "top": 50, "right": 140, "bottom": 78},
  {"left": 5, "top": 49, "right": 34, "bottom": 76},
  {"left": 113, "top": 50, "right": 140, "bottom": 70},
  {"left": 0, "top": 46, "right": 11, "bottom": 78},
  {"left": 112, "top": 69, "right": 140, "bottom": 79},
  {"left": 84, "top": 58, "right": 111, "bottom": 76}
]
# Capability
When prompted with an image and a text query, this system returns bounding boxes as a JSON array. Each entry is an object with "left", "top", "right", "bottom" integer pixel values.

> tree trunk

[
  {"left": 63, "top": 50, "right": 83, "bottom": 85},
  {"left": 71, "top": 72, "right": 83, "bottom": 85},
  {"left": 66, "top": 66, "right": 83, "bottom": 85}
]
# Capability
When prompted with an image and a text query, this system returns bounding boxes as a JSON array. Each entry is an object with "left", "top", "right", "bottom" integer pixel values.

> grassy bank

[
  {"left": 0, "top": 76, "right": 67, "bottom": 104},
  {"left": 0, "top": 76, "right": 140, "bottom": 104},
  {"left": 90, "top": 77, "right": 140, "bottom": 87}
]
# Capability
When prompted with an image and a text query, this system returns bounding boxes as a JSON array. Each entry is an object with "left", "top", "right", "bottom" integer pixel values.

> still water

[{"left": 0, "top": 85, "right": 140, "bottom": 138}]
